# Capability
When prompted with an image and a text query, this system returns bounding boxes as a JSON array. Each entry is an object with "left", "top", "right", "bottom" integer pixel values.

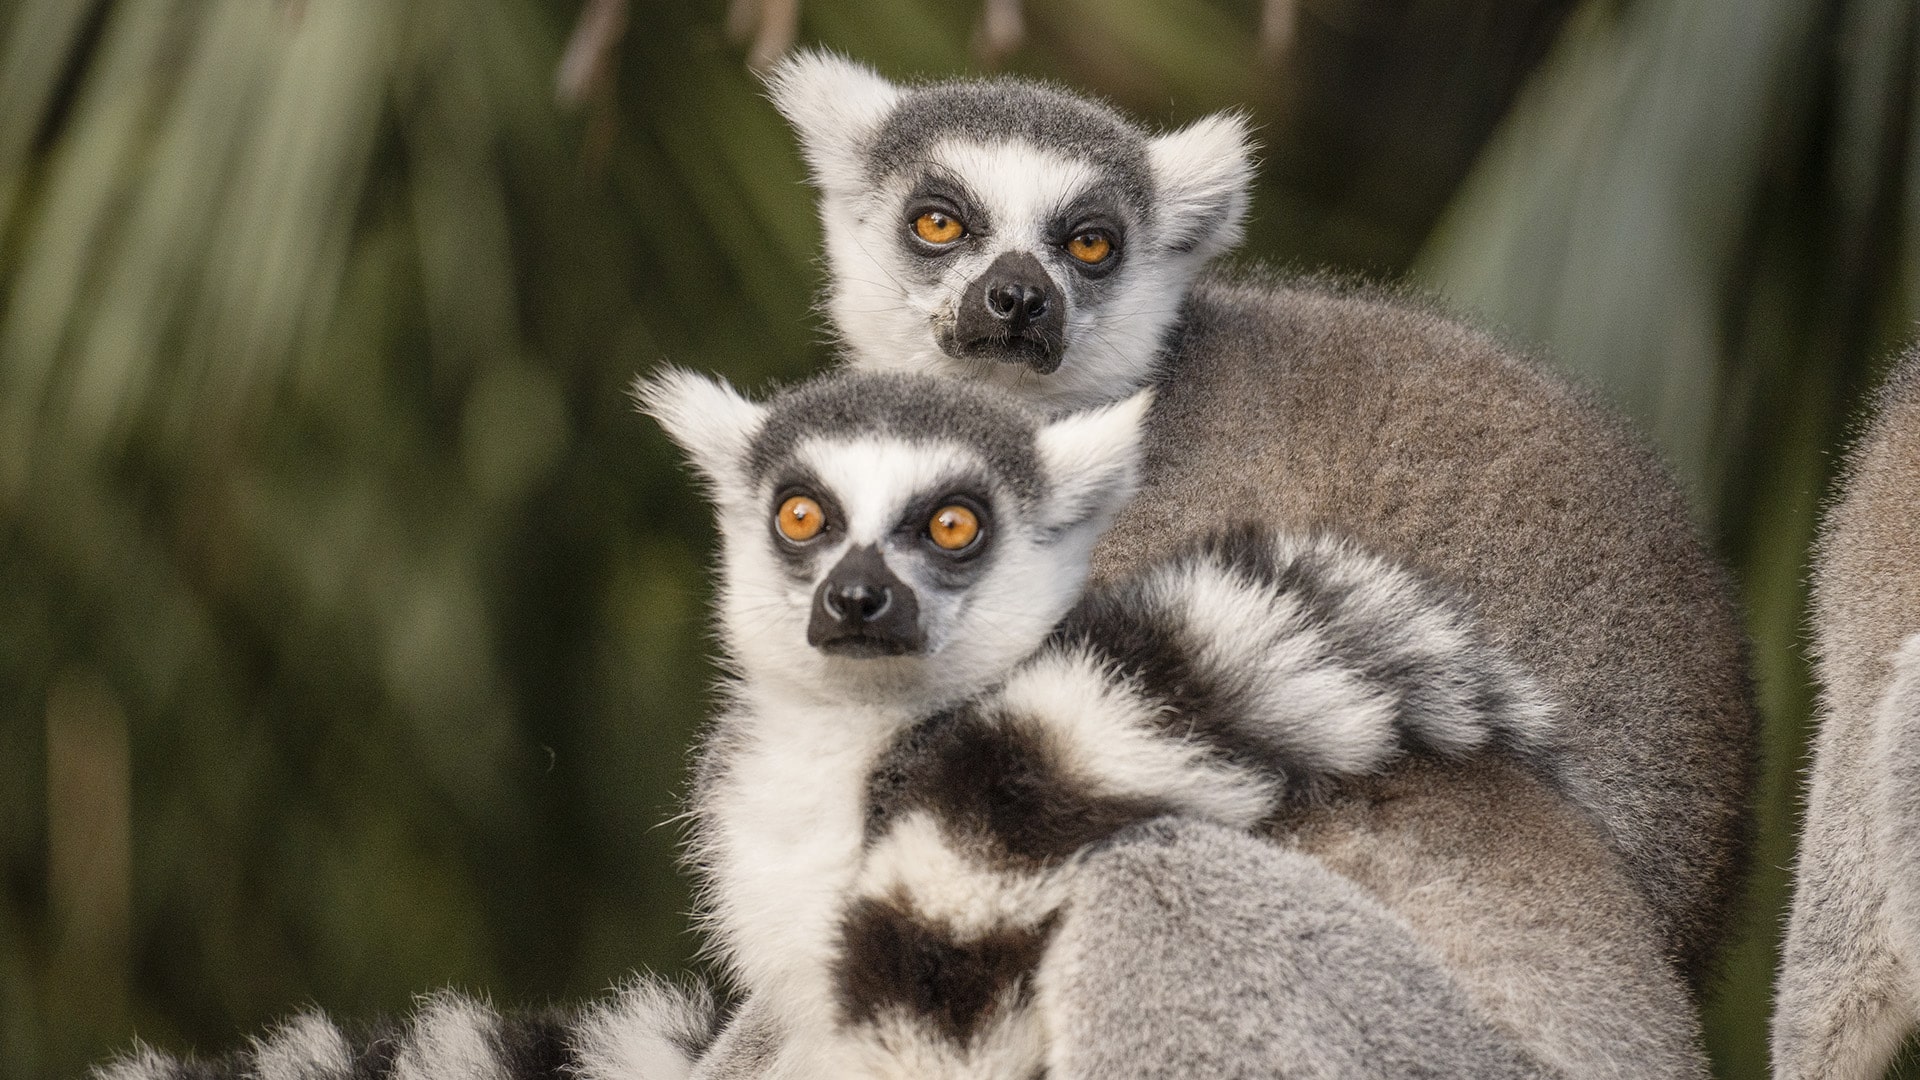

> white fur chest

[{"left": 700, "top": 691, "right": 907, "bottom": 1029}]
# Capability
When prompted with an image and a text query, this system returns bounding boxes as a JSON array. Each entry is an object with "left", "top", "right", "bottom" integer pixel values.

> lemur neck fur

[{"left": 700, "top": 679, "right": 938, "bottom": 1029}]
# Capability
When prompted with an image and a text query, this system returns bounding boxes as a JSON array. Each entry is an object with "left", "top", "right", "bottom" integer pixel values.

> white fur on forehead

[
  {"left": 765, "top": 50, "right": 901, "bottom": 197},
  {"left": 1035, "top": 388, "right": 1152, "bottom": 531},
  {"left": 795, "top": 435, "right": 995, "bottom": 545},
  {"left": 631, "top": 367, "right": 767, "bottom": 490},
  {"left": 930, "top": 137, "right": 1109, "bottom": 245},
  {"left": 1147, "top": 111, "right": 1256, "bottom": 261}
]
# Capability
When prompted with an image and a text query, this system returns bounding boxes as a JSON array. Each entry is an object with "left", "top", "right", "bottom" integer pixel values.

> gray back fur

[
  {"left": 1810, "top": 354, "right": 1920, "bottom": 724},
  {"left": 1774, "top": 350, "right": 1920, "bottom": 1080},
  {"left": 1289, "top": 756, "right": 1709, "bottom": 1079},
  {"left": 1108, "top": 272, "right": 1755, "bottom": 984},
  {"left": 1044, "top": 817, "right": 1556, "bottom": 1080}
]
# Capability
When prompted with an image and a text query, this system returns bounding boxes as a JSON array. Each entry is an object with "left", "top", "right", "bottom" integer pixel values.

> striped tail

[
  {"left": 1052, "top": 524, "right": 1560, "bottom": 801},
  {"left": 92, "top": 978, "right": 720, "bottom": 1080}
]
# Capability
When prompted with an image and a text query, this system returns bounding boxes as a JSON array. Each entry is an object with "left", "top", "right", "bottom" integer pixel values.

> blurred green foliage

[{"left": 0, "top": 1, "right": 1912, "bottom": 1077}]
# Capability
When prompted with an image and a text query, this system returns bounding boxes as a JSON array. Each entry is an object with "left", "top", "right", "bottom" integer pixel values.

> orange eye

[
  {"left": 928, "top": 504, "right": 981, "bottom": 551},
  {"left": 776, "top": 495, "right": 826, "bottom": 542},
  {"left": 1066, "top": 231, "right": 1112, "bottom": 264},
  {"left": 913, "top": 211, "right": 965, "bottom": 245}
]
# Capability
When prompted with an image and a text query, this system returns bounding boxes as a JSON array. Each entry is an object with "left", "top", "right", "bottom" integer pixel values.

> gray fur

[
  {"left": 1047, "top": 817, "right": 1555, "bottom": 1080},
  {"left": 1774, "top": 350, "right": 1920, "bottom": 1080},
  {"left": 1289, "top": 757, "right": 1709, "bottom": 1080},
  {"left": 690, "top": 997, "right": 788, "bottom": 1080},
  {"left": 1127, "top": 274, "right": 1755, "bottom": 981}
]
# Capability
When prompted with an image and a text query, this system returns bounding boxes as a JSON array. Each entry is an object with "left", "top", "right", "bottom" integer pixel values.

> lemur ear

[
  {"left": 1034, "top": 389, "right": 1154, "bottom": 535},
  {"left": 631, "top": 368, "right": 767, "bottom": 493},
  {"left": 765, "top": 50, "right": 902, "bottom": 199},
  {"left": 1147, "top": 111, "right": 1256, "bottom": 262}
]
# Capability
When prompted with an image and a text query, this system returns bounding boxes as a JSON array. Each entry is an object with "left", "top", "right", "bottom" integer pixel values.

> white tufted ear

[
  {"left": 631, "top": 368, "right": 768, "bottom": 494},
  {"left": 1035, "top": 389, "right": 1154, "bottom": 535},
  {"left": 764, "top": 50, "right": 903, "bottom": 199},
  {"left": 1147, "top": 111, "right": 1257, "bottom": 263}
]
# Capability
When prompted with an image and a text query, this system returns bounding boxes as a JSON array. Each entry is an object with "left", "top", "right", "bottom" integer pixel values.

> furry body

[
  {"left": 1773, "top": 351, "right": 1920, "bottom": 1079},
  {"left": 646, "top": 370, "right": 1559, "bottom": 1077},
  {"left": 701, "top": 816, "right": 1561, "bottom": 1080},
  {"left": 690, "top": 762, "right": 1709, "bottom": 1080},
  {"left": 770, "top": 53, "right": 1754, "bottom": 992},
  {"left": 1127, "top": 274, "right": 1753, "bottom": 985},
  {"left": 697, "top": 526, "right": 1555, "bottom": 1078}
]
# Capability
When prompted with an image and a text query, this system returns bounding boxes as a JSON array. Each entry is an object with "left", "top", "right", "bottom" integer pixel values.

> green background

[{"left": 2, "top": 0, "right": 1916, "bottom": 1076}]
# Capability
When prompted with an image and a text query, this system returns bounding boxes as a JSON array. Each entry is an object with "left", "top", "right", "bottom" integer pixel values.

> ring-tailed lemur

[
  {"left": 638, "top": 368, "right": 1560, "bottom": 1079},
  {"left": 766, "top": 51, "right": 1755, "bottom": 991},
  {"left": 1774, "top": 351, "right": 1920, "bottom": 1080},
  {"left": 663, "top": 368, "right": 1703, "bottom": 1080},
  {"left": 94, "top": 368, "right": 1561, "bottom": 1080}
]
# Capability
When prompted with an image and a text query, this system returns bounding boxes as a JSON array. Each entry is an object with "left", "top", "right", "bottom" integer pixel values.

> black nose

[
  {"left": 986, "top": 281, "right": 1048, "bottom": 330},
  {"left": 948, "top": 250, "right": 1067, "bottom": 374},
  {"left": 808, "top": 544, "right": 925, "bottom": 657},
  {"left": 822, "top": 581, "right": 891, "bottom": 623}
]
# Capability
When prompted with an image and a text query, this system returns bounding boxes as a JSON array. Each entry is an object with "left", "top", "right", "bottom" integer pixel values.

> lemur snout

[
  {"left": 809, "top": 544, "right": 925, "bottom": 657},
  {"left": 951, "top": 251, "right": 1065, "bottom": 374}
]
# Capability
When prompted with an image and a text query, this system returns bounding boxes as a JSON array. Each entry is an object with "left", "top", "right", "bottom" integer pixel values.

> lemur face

[
  {"left": 769, "top": 52, "right": 1256, "bottom": 411},
  {"left": 638, "top": 369, "right": 1149, "bottom": 709}
]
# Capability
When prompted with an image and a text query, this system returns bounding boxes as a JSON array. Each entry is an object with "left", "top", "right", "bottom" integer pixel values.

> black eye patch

[
  {"left": 1046, "top": 193, "right": 1130, "bottom": 281},
  {"left": 892, "top": 487, "right": 999, "bottom": 591},
  {"left": 766, "top": 472, "right": 847, "bottom": 583},
  {"left": 903, "top": 175, "right": 992, "bottom": 247}
]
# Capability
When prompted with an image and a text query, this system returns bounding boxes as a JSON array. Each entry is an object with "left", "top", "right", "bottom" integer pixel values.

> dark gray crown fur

[
  {"left": 866, "top": 79, "right": 1153, "bottom": 208},
  {"left": 747, "top": 372, "right": 1044, "bottom": 501}
]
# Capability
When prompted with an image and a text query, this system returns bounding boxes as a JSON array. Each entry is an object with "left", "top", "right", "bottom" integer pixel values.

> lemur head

[
  {"left": 638, "top": 369, "right": 1150, "bottom": 708},
  {"left": 767, "top": 51, "right": 1255, "bottom": 411}
]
